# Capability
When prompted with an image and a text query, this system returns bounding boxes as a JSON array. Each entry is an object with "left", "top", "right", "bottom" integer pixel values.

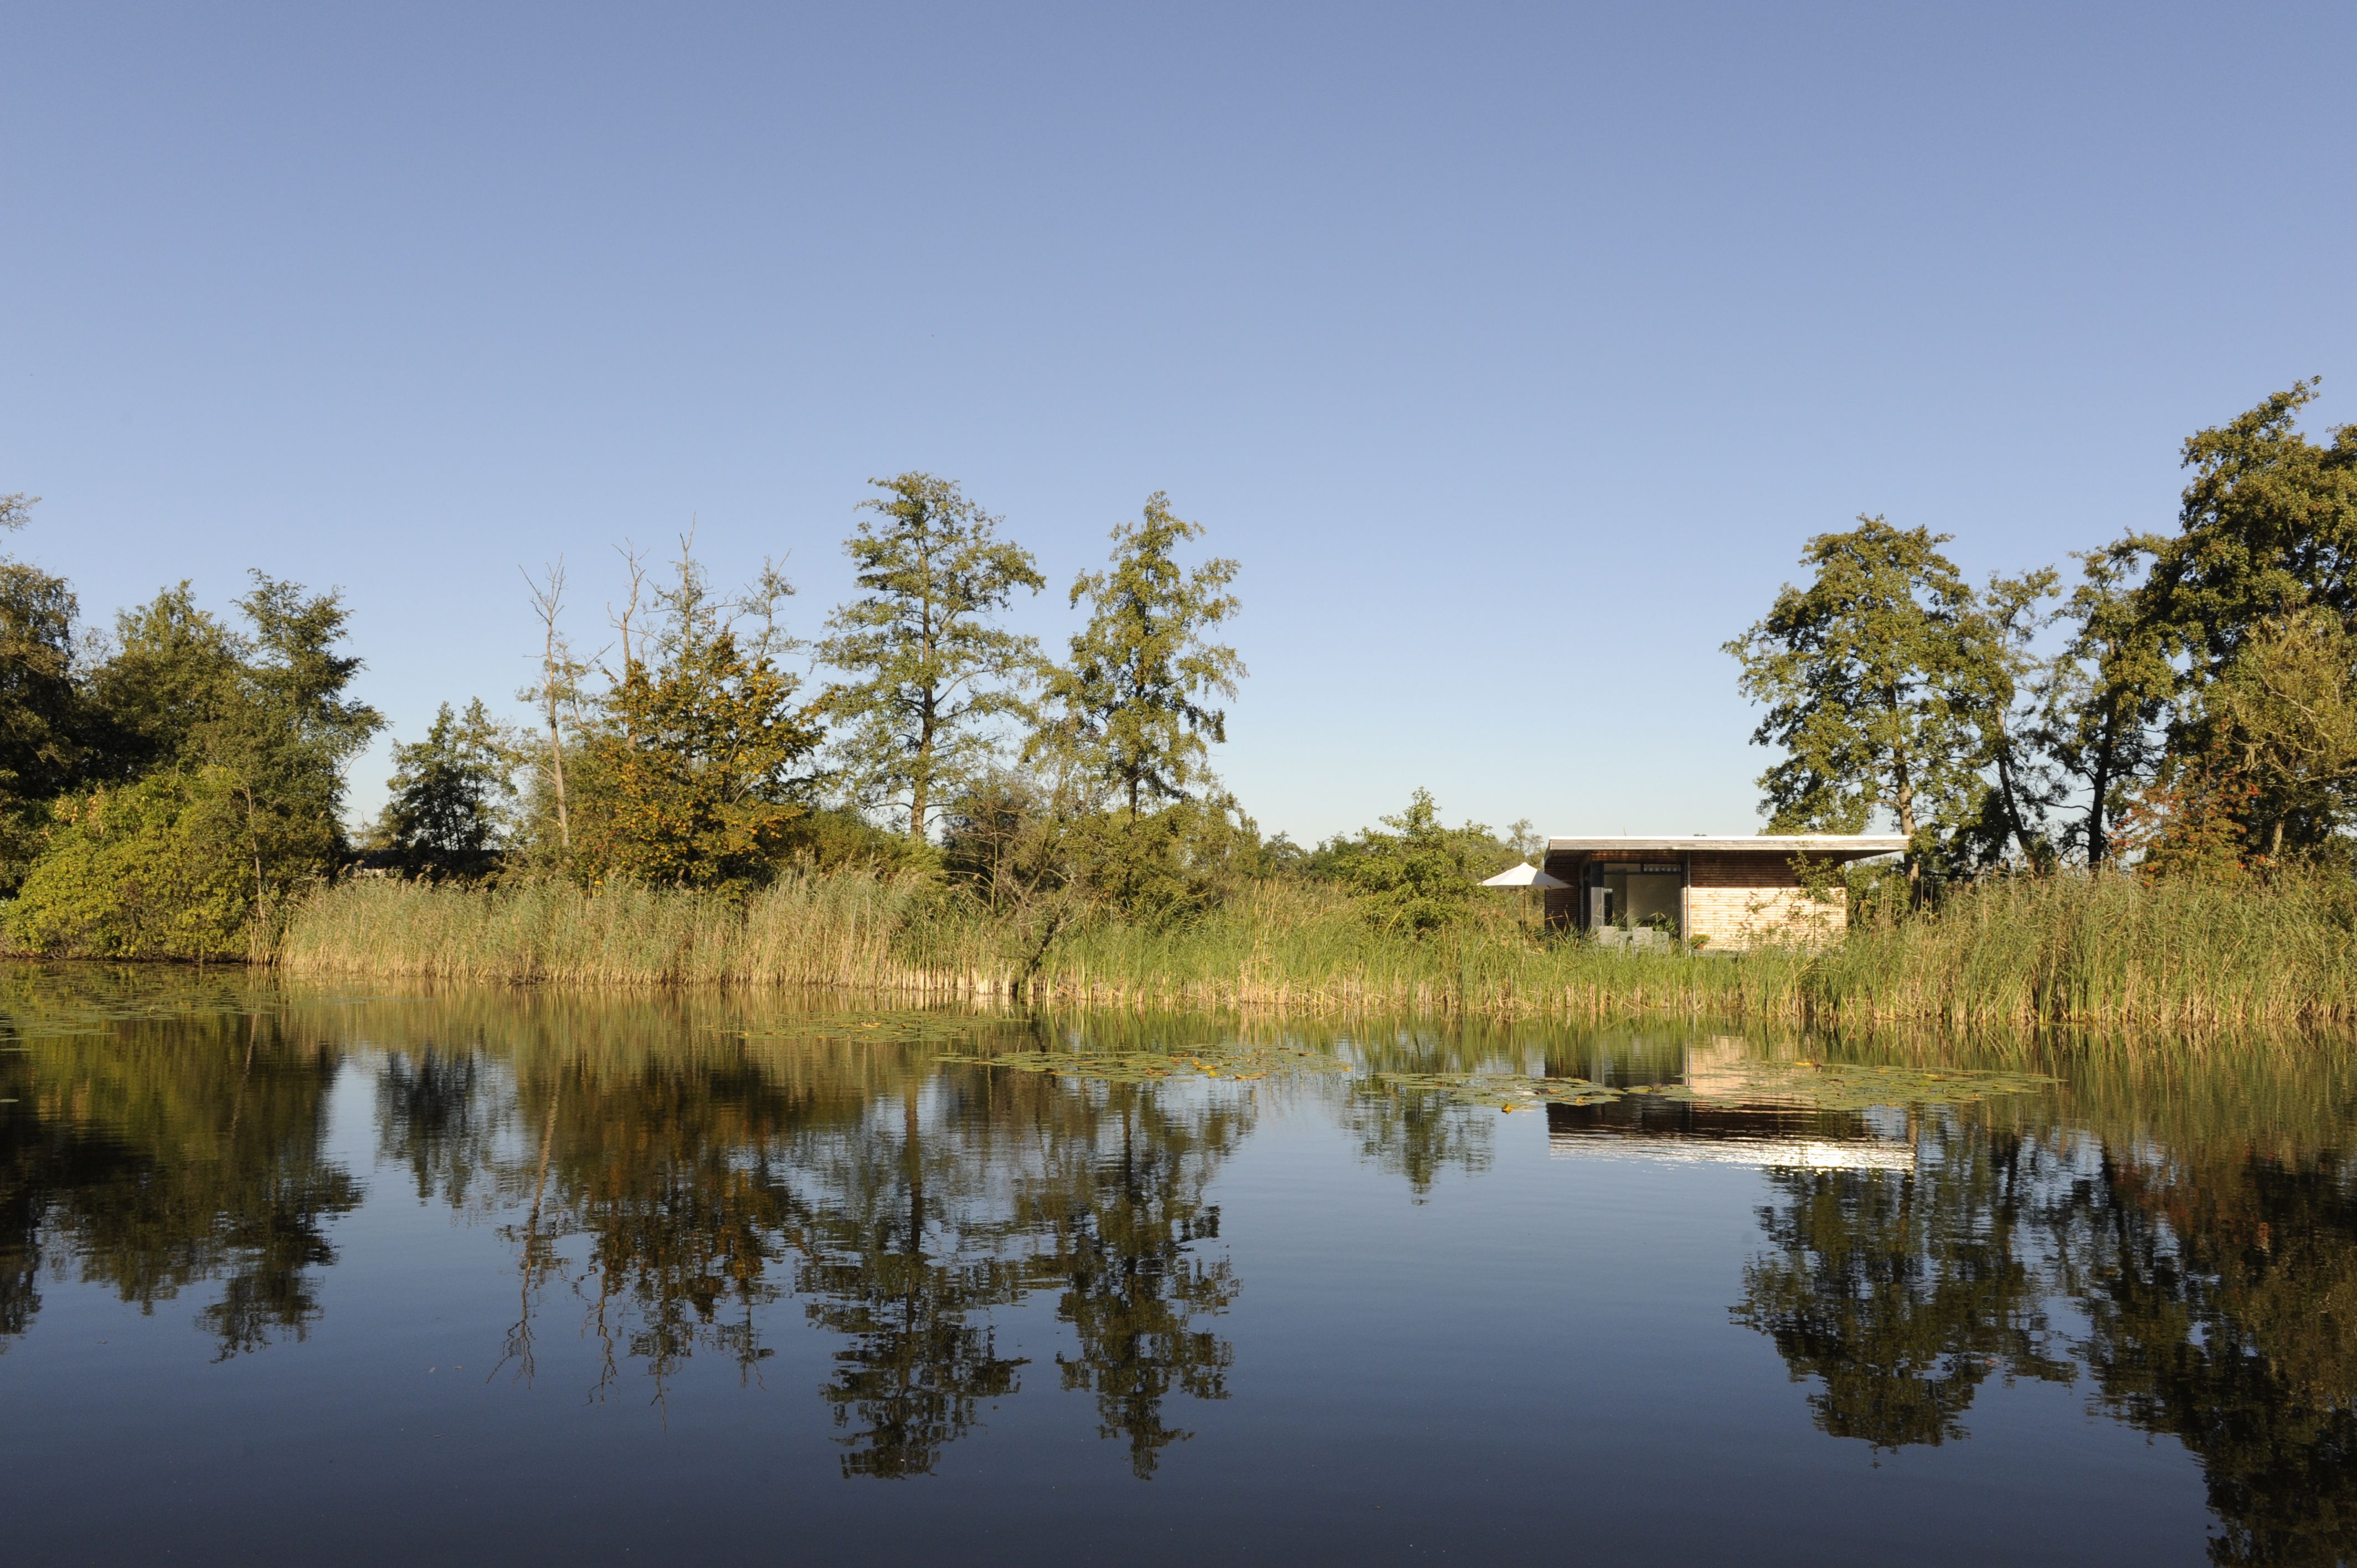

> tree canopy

[
  {"left": 1037, "top": 493, "right": 1243, "bottom": 819},
  {"left": 818, "top": 474, "right": 1043, "bottom": 840},
  {"left": 1727, "top": 517, "right": 1996, "bottom": 886}
]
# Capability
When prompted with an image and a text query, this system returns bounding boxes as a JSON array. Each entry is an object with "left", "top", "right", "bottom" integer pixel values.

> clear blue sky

[{"left": 5, "top": 3, "right": 2351, "bottom": 843}]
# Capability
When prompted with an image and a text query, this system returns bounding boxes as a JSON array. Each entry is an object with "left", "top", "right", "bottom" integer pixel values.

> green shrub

[{"left": 3, "top": 768, "right": 254, "bottom": 960}]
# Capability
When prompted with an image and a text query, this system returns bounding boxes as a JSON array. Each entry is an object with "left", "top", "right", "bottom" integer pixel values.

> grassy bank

[{"left": 267, "top": 867, "right": 2357, "bottom": 1031}]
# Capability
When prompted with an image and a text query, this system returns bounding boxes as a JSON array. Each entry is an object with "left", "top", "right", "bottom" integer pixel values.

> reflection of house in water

[{"left": 1545, "top": 1095, "right": 1916, "bottom": 1173}]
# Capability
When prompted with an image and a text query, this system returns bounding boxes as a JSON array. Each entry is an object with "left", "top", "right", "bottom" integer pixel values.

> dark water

[{"left": 4, "top": 966, "right": 2355, "bottom": 1566}]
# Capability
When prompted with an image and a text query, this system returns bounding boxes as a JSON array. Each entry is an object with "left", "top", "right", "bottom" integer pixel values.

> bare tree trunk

[
  {"left": 524, "top": 563, "right": 578, "bottom": 854},
  {"left": 2086, "top": 710, "right": 2116, "bottom": 869},
  {"left": 1894, "top": 759, "right": 1920, "bottom": 899},
  {"left": 547, "top": 699, "right": 570, "bottom": 854},
  {"left": 610, "top": 543, "right": 649, "bottom": 752},
  {"left": 1993, "top": 740, "right": 2034, "bottom": 866},
  {"left": 909, "top": 693, "right": 935, "bottom": 840}
]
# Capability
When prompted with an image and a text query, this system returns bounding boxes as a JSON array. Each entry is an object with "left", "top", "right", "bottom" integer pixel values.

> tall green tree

[
  {"left": 2198, "top": 610, "right": 2357, "bottom": 859},
  {"left": 570, "top": 542, "right": 822, "bottom": 892},
  {"left": 818, "top": 474, "right": 1044, "bottom": 840},
  {"left": 0, "top": 495, "right": 86, "bottom": 890},
  {"left": 2039, "top": 544, "right": 2172, "bottom": 867},
  {"left": 2132, "top": 379, "right": 2357, "bottom": 681},
  {"left": 1948, "top": 568, "right": 2062, "bottom": 872},
  {"left": 376, "top": 699, "right": 517, "bottom": 876},
  {"left": 84, "top": 584, "right": 248, "bottom": 778},
  {"left": 2107, "top": 383, "right": 2357, "bottom": 864},
  {"left": 1036, "top": 492, "right": 1243, "bottom": 819},
  {"left": 204, "top": 575, "right": 383, "bottom": 912},
  {"left": 10, "top": 574, "right": 375, "bottom": 954},
  {"left": 1727, "top": 517, "right": 1990, "bottom": 892}
]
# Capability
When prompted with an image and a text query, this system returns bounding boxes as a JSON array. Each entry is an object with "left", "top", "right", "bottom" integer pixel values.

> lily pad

[
  {"left": 1688, "top": 1059, "right": 2057, "bottom": 1111},
  {"left": 939, "top": 1040, "right": 1350, "bottom": 1085}
]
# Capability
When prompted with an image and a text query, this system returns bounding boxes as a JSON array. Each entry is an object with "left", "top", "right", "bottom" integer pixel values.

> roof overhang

[{"left": 1546, "top": 834, "right": 1908, "bottom": 858}]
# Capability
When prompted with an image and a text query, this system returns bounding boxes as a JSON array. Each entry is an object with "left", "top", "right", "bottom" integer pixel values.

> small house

[{"left": 1540, "top": 835, "right": 1907, "bottom": 949}]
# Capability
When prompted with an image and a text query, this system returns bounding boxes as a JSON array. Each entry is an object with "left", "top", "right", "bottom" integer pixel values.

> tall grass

[
  {"left": 272, "top": 866, "right": 2357, "bottom": 1031},
  {"left": 1804, "top": 869, "right": 2357, "bottom": 1030},
  {"left": 275, "top": 871, "right": 1007, "bottom": 992}
]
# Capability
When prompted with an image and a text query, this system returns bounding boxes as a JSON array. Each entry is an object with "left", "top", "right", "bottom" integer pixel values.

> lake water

[{"left": 3, "top": 963, "right": 2354, "bottom": 1566}]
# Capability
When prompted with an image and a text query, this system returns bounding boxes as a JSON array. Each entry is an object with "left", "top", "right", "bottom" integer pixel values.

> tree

[
  {"left": 519, "top": 561, "right": 590, "bottom": 858},
  {"left": 1947, "top": 569, "right": 2062, "bottom": 873},
  {"left": 84, "top": 584, "right": 246, "bottom": 780},
  {"left": 377, "top": 699, "right": 517, "bottom": 876},
  {"left": 2132, "top": 379, "right": 2357, "bottom": 682},
  {"left": 204, "top": 575, "right": 383, "bottom": 915},
  {"left": 818, "top": 474, "right": 1043, "bottom": 840},
  {"left": 9, "top": 574, "right": 375, "bottom": 953},
  {"left": 2036, "top": 384, "right": 2357, "bottom": 871},
  {"left": 1037, "top": 493, "right": 1243, "bottom": 820},
  {"left": 0, "top": 495, "right": 86, "bottom": 890},
  {"left": 3, "top": 767, "right": 255, "bottom": 959},
  {"left": 2198, "top": 611, "right": 2357, "bottom": 859},
  {"left": 570, "top": 541, "right": 822, "bottom": 892},
  {"left": 1338, "top": 789, "right": 1497, "bottom": 937},
  {"left": 2040, "top": 545, "right": 2172, "bottom": 868},
  {"left": 1726, "top": 517, "right": 1990, "bottom": 894}
]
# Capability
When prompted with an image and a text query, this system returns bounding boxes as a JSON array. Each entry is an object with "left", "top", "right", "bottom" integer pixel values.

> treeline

[
  {"left": 1731, "top": 380, "right": 2357, "bottom": 899},
  {"left": 0, "top": 489, "right": 378, "bottom": 958},
  {"left": 0, "top": 477, "right": 1531, "bottom": 961},
  {"left": 3, "top": 380, "right": 2350, "bottom": 967}
]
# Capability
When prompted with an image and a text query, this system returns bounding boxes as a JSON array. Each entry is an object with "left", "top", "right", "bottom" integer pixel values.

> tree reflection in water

[
  {"left": 13, "top": 967, "right": 2357, "bottom": 1545},
  {"left": 0, "top": 999, "right": 359, "bottom": 1361},
  {"left": 441, "top": 1016, "right": 1250, "bottom": 1478},
  {"left": 1733, "top": 1094, "right": 2357, "bottom": 1565},
  {"left": 1732, "top": 1120, "right": 2075, "bottom": 1449},
  {"left": 2056, "top": 1146, "right": 2357, "bottom": 1568}
]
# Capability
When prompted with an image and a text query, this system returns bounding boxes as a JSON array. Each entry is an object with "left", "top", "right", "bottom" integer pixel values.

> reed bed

[
  {"left": 271, "top": 867, "right": 2357, "bottom": 1032},
  {"left": 275, "top": 871, "right": 1009, "bottom": 993}
]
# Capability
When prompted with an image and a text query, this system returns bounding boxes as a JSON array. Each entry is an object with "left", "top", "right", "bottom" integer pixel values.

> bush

[{"left": 2, "top": 768, "right": 254, "bottom": 960}]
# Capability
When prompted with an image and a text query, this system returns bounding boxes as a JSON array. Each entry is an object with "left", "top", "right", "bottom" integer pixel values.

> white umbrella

[{"left": 1480, "top": 861, "right": 1568, "bottom": 889}]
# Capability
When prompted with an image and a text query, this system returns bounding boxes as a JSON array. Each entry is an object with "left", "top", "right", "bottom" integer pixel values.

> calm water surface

[{"left": 3, "top": 963, "right": 2354, "bottom": 1566}]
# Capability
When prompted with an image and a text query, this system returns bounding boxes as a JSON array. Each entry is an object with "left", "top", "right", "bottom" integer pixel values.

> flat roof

[{"left": 1546, "top": 834, "right": 1908, "bottom": 855}]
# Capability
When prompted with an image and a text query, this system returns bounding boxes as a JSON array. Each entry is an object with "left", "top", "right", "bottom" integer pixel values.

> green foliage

[
  {"left": 0, "top": 496, "right": 86, "bottom": 892},
  {"left": 1062, "top": 795, "right": 1268, "bottom": 927},
  {"left": 790, "top": 805, "right": 938, "bottom": 875},
  {"left": 202, "top": 575, "right": 383, "bottom": 908},
  {"left": 570, "top": 544, "right": 823, "bottom": 894},
  {"left": 2086, "top": 381, "right": 2357, "bottom": 867},
  {"left": 818, "top": 474, "right": 1044, "bottom": 839},
  {"left": 1328, "top": 789, "right": 1506, "bottom": 937},
  {"left": 1036, "top": 493, "right": 1243, "bottom": 818},
  {"left": 2039, "top": 544, "right": 2171, "bottom": 866},
  {"left": 4, "top": 570, "right": 378, "bottom": 950},
  {"left": 1941, "top": 568, "right": 2062, "bottom": 874},
  {"left": 375, "top": 699, "right": 517, "bottom": 877},
  {"left": 939, "top": 770, "right": 1268, "bottom": 935},
  {"left": 2195, "top": 610, "right": 2357, "bottom": 860},
  {"left": 83, "top": 583, "right": 249, "bottom": 778},
  {"left": 1727, "top": 518, "right": 1993, "bottom": 879},
  {"left": 3, "top": 769, "right": 253, "bottom": 960},
  {"left": 2134, "top": 379, "right": 2357, "bottom": 678}
]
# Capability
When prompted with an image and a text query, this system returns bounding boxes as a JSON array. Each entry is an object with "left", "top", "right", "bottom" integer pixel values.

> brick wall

[{"left": 1687, "top": 853, "right": 1845, "bottom": 949}]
